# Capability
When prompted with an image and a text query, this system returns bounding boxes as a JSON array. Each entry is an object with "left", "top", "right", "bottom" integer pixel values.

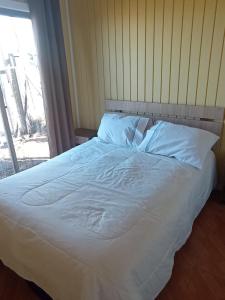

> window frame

[{"left": 0, "top": 0, "right": 30, "bottom": 18}]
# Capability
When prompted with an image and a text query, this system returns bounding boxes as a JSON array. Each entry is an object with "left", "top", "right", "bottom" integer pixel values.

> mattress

[{"left": 0, "top": 138, "right": 216, "bottom": 300}]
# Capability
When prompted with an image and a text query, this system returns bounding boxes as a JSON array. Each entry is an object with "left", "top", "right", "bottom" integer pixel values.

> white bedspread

[{"left": 0, "top": 138, "right": 215, "bottom": 300}]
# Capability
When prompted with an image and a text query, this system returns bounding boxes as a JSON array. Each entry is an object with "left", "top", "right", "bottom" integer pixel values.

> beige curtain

[{"left": 28, "top": 0, "right": 75, "bottom": 157}]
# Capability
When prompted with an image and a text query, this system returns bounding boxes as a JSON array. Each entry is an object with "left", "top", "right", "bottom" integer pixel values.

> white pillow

[
  {"left": 97, "top": 113, "right": 151, "bottom": 147},
  {"left": 138, "top": 120, "right": 219, "bottom": 169}
]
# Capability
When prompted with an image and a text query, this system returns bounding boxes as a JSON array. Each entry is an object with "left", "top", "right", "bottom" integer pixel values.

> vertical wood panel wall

[{"left": 64, "top": 0, "right": 225, "bottom": 129}]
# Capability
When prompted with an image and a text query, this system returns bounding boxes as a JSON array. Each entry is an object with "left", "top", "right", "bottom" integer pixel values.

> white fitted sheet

[{"left": 0, "top": 138, "right": 216, "bottom": 300}]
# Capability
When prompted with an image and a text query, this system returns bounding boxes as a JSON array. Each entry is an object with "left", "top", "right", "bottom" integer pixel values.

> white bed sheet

[{"left": 0, "top": 138, "right": 216, "bottom": 300}]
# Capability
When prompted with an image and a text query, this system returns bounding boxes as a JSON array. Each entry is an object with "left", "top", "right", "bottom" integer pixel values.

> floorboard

[
  {"left": 0, "top": 193, "right": 224, "bottom": 300},
  {"left": 157, "top": 192, "right": 225, "bottom": 300}
]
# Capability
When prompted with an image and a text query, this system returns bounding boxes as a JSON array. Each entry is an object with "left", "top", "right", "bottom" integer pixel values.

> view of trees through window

[{"left": 0, "top": 15, "right": 49, "bottom": 179}]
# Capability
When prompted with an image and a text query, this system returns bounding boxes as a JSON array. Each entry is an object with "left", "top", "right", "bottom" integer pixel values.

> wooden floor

[{"left": 0, "top": 192, "right": 225, "bottom": 300}]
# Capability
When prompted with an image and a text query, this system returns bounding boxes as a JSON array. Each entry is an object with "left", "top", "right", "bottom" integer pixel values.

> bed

[{"left": 0, "top": 101, "right": 224, "bottom": 300}]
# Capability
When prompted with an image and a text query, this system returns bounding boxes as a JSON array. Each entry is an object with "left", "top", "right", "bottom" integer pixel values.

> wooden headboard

[{"left": 105, "top": 100, "right": 224, "bottom": 136}]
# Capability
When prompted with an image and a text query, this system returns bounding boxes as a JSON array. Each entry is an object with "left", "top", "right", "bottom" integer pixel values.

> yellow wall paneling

[{"left": 62, "top": 0, "right": 225, "bottom": 128}]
